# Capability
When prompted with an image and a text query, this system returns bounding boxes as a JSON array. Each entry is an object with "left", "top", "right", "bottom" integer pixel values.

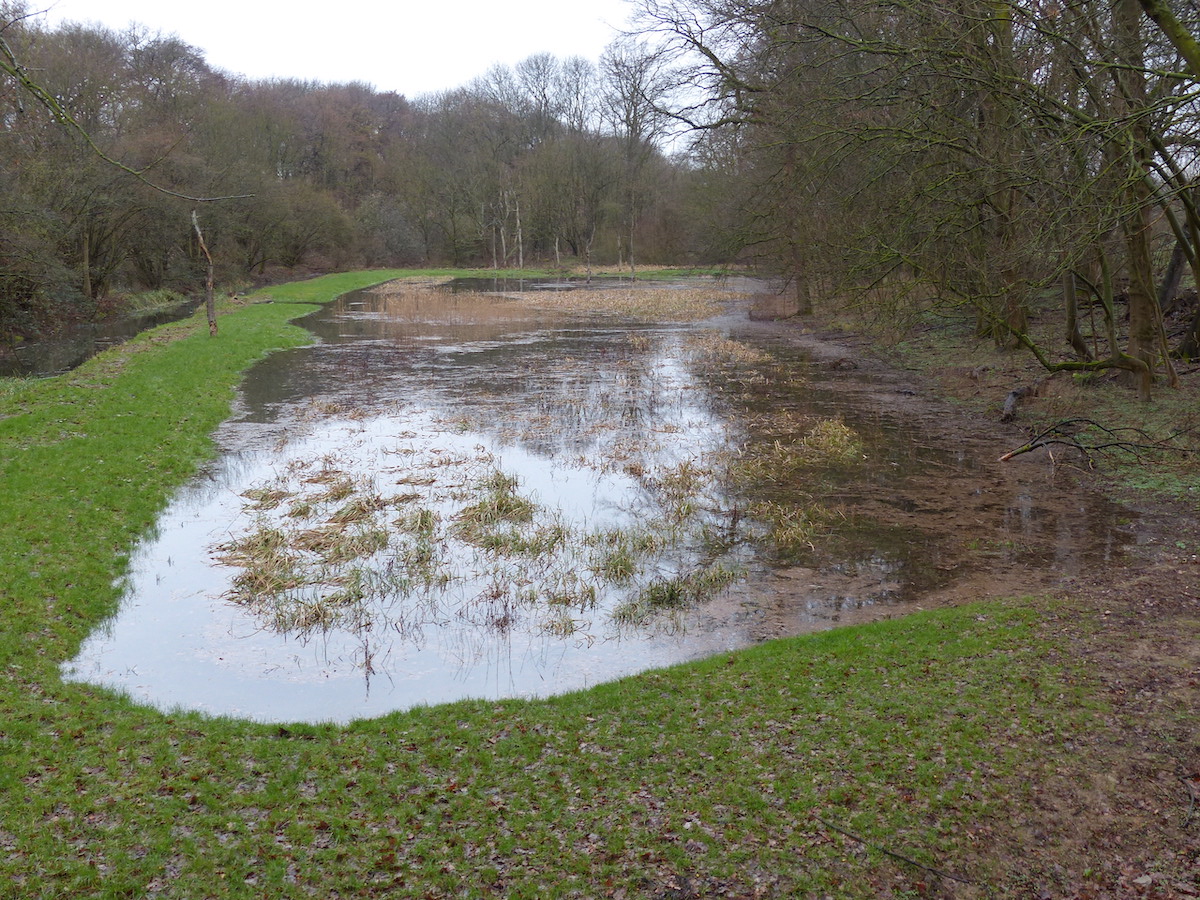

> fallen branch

[
  {"left": 813, "top": 814, "right": 974, "bottom": 884},
  {"left": 999, "top": 418, "right": 1197, "bottom": 462}
]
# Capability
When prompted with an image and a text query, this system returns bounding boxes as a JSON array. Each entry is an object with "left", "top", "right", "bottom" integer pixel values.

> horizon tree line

[{"left": 0, "top": 3, "right": 710, "bottom": 340}]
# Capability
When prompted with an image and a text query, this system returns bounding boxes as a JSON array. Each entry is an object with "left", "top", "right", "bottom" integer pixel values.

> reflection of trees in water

[{"left": 209, "top": 385, "right": 750, "bottom": 672}]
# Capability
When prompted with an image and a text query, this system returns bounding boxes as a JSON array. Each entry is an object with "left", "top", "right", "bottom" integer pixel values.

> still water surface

[{"left": 64, "top": 281, "right": 1133, "bottom": 722}]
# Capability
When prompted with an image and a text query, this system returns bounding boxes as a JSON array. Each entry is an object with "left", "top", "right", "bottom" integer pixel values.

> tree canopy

[
  {"left": 636, "top": 0, "right": 1200, "bottom": 395},
  {"left": 0, "top": 5, "right": 697, "bottom": 339}
]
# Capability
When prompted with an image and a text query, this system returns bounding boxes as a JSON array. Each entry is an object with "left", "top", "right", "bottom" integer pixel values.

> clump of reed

[
  {"left": 294, "top": 524, "right": 388, "bottom": 564},
  {"left": 241, "top": 487, "right": 292, "bottom": 511},
  {"left": 540, "top": 570, "right": 599, "bottom": 610},
  {"left": 452, "top": 469, "right": 538, "bottom": 546},
  {"left": 329, "top": 495, "right": 386, "bottom": 525},
  {"left": 585, "top": 528, "right": 664, "bottom": 582},
  {"left": 732, "top": 417, "right": 865, "bottom": 488},
  {"left": 684, "top": 331, "right": 772, "bottom": 365},
  {"left": 649, "top": 458, "right": 715, "bottom": 524},
  {"left": 214, "top": 525, "right": 305, "bottom": 609},
  {"left": 801, "top": 418, "right": 864, "bottom": 462},
  {"left": 748, "top": 501, "right": 835, "bottom": 556},
  {"left": 612, "top": 564, "right": 740, "bottom": 624},
  {"left": 507, "top": 285, "right": 740, "bottom": 322}
]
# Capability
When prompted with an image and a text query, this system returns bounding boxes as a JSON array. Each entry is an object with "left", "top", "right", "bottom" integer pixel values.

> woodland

[{"left": 6, "top": 0, "right": 1200, "bottom": 401}]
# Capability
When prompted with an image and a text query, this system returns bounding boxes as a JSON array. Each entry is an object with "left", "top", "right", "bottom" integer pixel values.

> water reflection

[
  {"left": 0, "top": 298, "right": 203, "bottom": 376},
  {"left": 64, "top": 282, "right": 1135, "bottom": 723}
]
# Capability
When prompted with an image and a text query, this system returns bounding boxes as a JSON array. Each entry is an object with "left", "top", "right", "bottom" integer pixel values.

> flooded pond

[{"left": 64, "top": 279, "right": 1136, "bottom": 723}]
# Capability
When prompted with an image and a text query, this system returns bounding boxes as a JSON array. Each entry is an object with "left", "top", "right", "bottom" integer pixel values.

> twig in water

[{"left": 813, "top": 814, "right": 974, "bottom": 885}]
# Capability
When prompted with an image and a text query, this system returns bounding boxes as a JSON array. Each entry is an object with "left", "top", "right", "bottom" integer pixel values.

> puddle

[{"left": 64, "top": 281, "right": 1136, "bottom": 723}]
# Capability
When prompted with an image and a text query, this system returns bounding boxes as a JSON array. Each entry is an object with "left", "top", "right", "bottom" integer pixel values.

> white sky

[{"left": 34, "top": 0, "right": 639, "bottom": 97}]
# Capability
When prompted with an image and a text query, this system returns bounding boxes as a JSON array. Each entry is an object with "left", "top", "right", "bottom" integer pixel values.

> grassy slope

[{"left": 1, "top": 271, "right": 1097, "bottom": 898}]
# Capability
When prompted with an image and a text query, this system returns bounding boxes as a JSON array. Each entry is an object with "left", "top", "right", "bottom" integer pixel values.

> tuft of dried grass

[
  {"left": 733, "top": 418, "right": 865, "bottom": 487},
  {"left": 749, "top": 501, "right": 831, "bottom": 555},
  {"left": 329, "top": 495, "right": 386, "bottom": 525},
  {"left": 241, "top": 487, "right": 293, "bottom": 511},
  {"left": 612, "top": 564, "right": 739, "bottom": 623},
  {"left": 685, "top": 331, "right": 772, "bottom": 365},
  {"left": 801, "top": 418, "right": 864, "bottom": 462},
  {"left": 453, "top": 470, "right": 537, "bottom": 546}
]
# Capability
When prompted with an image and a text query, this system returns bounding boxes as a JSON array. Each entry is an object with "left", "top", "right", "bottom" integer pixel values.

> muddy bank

[
  {"left": 743, "top": 301, "right": 1200, "bottom": 900},
  {"left": 723, "top": 306, "right": 1143, "bottom": 624}
]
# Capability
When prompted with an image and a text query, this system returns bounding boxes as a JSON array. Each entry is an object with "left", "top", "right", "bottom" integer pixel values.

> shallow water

[
  {"left": 64, "top": 282, "right": 1135, "bottom": 723},
  {"left": 0, "top": 298, "right": 203, "bottom": 376}
]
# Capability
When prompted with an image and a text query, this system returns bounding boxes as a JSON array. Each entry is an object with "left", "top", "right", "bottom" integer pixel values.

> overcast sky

[{"left": 34, "top": 0, "right": 639, "bottom": 96}]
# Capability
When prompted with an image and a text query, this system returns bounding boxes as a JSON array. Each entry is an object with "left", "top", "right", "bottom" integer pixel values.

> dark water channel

[
  {"left": 0, "top": 298, "right": 203, "bottom": 377},
  {"left": 64, "top": 281, "right": 1136, "bottom": 723}
]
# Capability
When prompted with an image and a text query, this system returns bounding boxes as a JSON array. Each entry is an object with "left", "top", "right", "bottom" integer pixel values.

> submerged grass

[
  {"left": 200, "top": 290, "right": 868, "bottom": 649},
  {"left": 215, "top": 410, "right": 741, "bottom": 643},
  {"left": 685, "top": 329, "right": 773, "bottom": 364},
  {"left": 613, "top": 564, "right": 741, "bottom": 623},
  {"left": 452, "top": 469, "right": 538, "bottom": 542},
  {"left": 0, "top": 269, "right": 1112, "bottom": 897}
]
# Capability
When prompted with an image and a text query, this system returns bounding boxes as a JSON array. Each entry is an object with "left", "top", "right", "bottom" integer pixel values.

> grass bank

[{"left": 1, "top": 270, "right": 1102, "bottom": 897}]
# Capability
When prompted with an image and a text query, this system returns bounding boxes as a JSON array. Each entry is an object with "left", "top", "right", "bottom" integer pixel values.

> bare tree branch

[
  {"left": 999, "top": 418, "right": 1197, "bottom": 462},
  {"left": 0, "top": 27, "right": 252, "bottom": 203}
]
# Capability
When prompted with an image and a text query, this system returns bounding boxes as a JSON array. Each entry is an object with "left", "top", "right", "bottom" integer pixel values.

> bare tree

[{"left": 601, "top": 36, "right": 673, "bottom": 276}]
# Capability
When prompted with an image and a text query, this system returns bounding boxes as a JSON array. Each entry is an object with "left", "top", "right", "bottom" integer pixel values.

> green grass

[{"left": 0, "top": 269, "right": 1102, "bottom": 897}]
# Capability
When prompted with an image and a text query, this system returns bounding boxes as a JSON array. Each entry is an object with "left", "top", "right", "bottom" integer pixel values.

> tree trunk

[
  {"left": 1137, "top": 0, "right": 1200, "bottom": 78},
  {"left": 1114, "top": 0, "right": 1161, "bottom": 397},
  {"left": 192, "top": 210, "right": 217, "bottom": 337},
  {"left": 1177, "top": 307, "right": 1200, "bottom": 360},
  {"left": 792, "top": 242, "right": 813, "bottom": 316},
  {"left": 985, "top": 1, "right": 1026, "bottom": 348},
  {"left": 782, "top": 144, "right": 813, "bottom": 316},
  {"left": 1157, "top": 239, "right": 1187, "bottom": 310},
  {"left": 81, "top": 229, "right": 92, "bottom": 301},
  {"left": 515, "top": 197, "right": 523, "bottom": 271},
  {"left": 1064, "top": 272, "right": 1093, "bottom": 361},
  {"left": 628, "top": 213, "right": 637, "bottom": 280}
]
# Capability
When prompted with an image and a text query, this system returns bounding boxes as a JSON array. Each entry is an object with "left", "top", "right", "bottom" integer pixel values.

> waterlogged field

[
  {"left": 6, "top": 274, "right": 1189, "bottom": 899},
  {"left": 64, "top": 279, "right": 1128, "bottom": 722}
]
